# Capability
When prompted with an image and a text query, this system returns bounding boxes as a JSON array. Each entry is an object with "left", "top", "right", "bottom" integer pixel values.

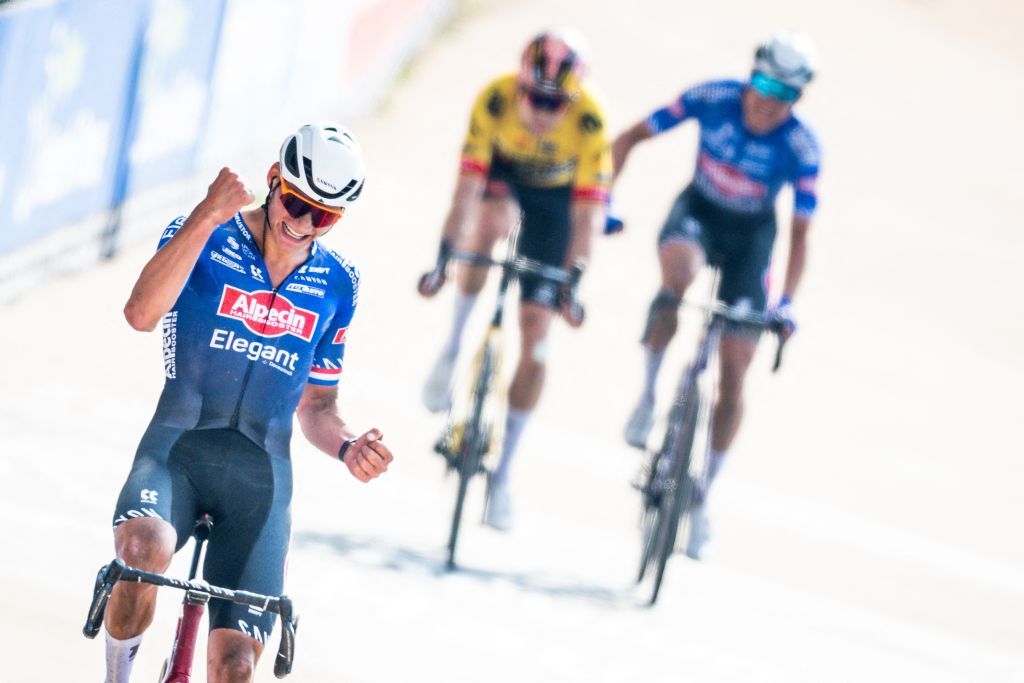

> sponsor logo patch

[
  {"left": 698, "top": 152, "right": 767, "bottom": 199},
  {"left": 232, "top": 214, "right": 252, "bottom": 241},
  {"left": 217, "top": 286, "right": 319, "bottom": 341},
  {"left": 162, "top": 312, "right": 177, "bottom": 379},
  {"left": 332, "top": 327, "right": 348, "bottom": 344},
  {"left": 284, "top": 282, "right": 325, "bottom": 298},
  {"left": 211, "top": 250, "right": 245, "bottom": 273},
  {"left": 209, "top": 329, "right": 299, "bottom": 375},
  {"left": 295, "top": 275, "right": 328, "bottom": 286},
  {"left": 250, "top": 265, "right": 265, "bottom": 283}
]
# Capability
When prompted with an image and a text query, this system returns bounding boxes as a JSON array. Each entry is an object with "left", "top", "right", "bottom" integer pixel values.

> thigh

[
  {"left": 657, "top": 186, "right": 712, "bottom": 255},
  {"left": 657, "top": 240, "right": 705, "bottom": 296},
  {"left": 463, "top": 192, "right": 518, "bottom": 253},
  {"left": 717, "top": 217, "right": 776, "bottom": 316},
  {"left": 516, "top": 184, "right": 572, "bottom": 307},
  {"left": 187, "top": 431, "right": 292, "bottom": 643},
  {"left": 112, "top": 424, "right": 198, "bottom": 550}
]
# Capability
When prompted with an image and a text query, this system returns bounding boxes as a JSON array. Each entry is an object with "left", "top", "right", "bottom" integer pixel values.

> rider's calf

[{"left": 641, "top": 289, "right": 682, "bottom": 351}]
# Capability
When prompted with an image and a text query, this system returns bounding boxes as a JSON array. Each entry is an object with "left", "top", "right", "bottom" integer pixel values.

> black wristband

[
  {"left": 437, "top": 238, "right": 453, "bottom": 266},
  {"left": 338, "top": 438, "right": 357, "bottom": 462}
]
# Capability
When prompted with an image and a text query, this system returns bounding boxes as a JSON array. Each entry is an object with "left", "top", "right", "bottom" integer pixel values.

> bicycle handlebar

[
  {"left": 447, "top": 250, "right": 580, "bottom": 285},
  {"left": 428, "top": 250, "right": 585, "bottom": 323},
  {"left": 681, "top": 299, "right": 789, "bottom": 373},
  {"left": 84, "top": 558, "right": 298, "bottom": 678}
]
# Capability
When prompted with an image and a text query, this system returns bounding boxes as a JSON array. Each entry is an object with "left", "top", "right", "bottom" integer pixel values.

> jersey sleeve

[
  {"left": 460, "top": 80, "right": 504, "bottom": 177},
  {"left": 157, "top": 216, "right": 187, "bottom": 250},
  {"left": 787, "top": 125, "right": 821, "bottom": 219},
  {"left": 645, "top": 80, "right": 741, "bottom": 135},
  {"left": 572, "top": 102, "right": 612, "bottom": 202},
  {"left": 308, "top": 257, "right": 360, "bottom": 386}
]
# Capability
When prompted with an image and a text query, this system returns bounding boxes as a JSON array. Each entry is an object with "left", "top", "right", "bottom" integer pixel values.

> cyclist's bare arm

[
  {"left": 124, "top": 168, "right": 253, "bottom": 331},
  {"left": 567, "top": 199, "right": 604, "bottom": 270},
  {"left": 418, "top": 170, "right": 486, "bottom": 297},
  {"left": 611, "top": 120, "right": 655, "bottom": 178},
  {"left": 781, "top": 215, "right": 811, "bottom": 300},
  {"left": 438, "top": 170, "right": 487, "bottom": 246},
  {"left": 295, "top": 383, "right": 393, "bottom": 482}
]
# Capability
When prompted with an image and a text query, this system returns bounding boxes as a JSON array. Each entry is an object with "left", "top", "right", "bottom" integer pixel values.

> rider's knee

[
  {"left": 659, "top": 242, "right": 702, "bottom": 293},
  {"left": 526, "top": 335, "right": 550, "bottom": 365},
  {"left": 209, "top": 649, "right": 256, "bottom": 683},
  {"left": 115, "top": 519, "right": 175, "bottom": 570},
  {"left": 519, "top": 308, "right": 553, "bottom": 361}
]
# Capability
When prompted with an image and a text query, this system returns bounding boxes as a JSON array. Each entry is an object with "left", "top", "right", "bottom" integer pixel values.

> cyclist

[
  {"left": 103, "top": 123, "right": 393, "bottom": 683},
  {"left": 418, "top": 28, "right": 611, "bottom": 531},
  {"left": 612, "top": 32, "right": 821, "bottom": 558}
]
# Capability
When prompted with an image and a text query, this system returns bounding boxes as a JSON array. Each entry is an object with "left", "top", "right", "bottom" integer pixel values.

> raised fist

[{"left": 197, "top": 167, "right": 254, "bottom": 225}]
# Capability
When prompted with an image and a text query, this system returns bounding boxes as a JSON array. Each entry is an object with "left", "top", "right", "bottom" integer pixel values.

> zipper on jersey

[
  {"left": 226, "top": 239, "right": 318, "bottom": 430},
  {"left": 230, "top": 285, "right": 279, "bottom": 429}
]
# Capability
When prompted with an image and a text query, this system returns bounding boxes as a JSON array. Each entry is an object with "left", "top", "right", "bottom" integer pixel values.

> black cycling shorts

[
  {"left": 112, "top": 426, "right": 292, "bottom": 643},
  {"left": 484, "top": 155, "right": 572, "bottom": 308},
  {"left": 658, "top": 184, "right": 777, "bottom": 313}
]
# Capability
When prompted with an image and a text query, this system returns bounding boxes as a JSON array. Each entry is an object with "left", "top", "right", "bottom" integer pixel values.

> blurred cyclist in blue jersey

[
  {"left": 612, "top": 32, "right": 821, "bottom": 559},
  {"left": 102, "top": 123, "right": 393, "bottom": 683}
]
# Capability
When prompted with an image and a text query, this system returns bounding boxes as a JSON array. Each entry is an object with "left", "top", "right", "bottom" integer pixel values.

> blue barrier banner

[
  {"left": 0, "top": 0, "right": 148, "bottom": 254},
  {"left": 125, "top": 0, "right": 227, "bottom": 195}
]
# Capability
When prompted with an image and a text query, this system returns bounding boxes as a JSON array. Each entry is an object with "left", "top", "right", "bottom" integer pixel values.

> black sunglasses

[{"left": 524, "top": 89, "right": 568, "bottom": 112}]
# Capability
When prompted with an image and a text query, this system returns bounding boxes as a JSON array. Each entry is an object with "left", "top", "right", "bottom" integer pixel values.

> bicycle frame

[
  {"left": 162, "top": 515, "right": 213, "bottom": 683},
  {"left": 436, "top": 248, "right": 581, "bottom": 569},
  {"left": 638, "top": 276, "right": 785, "bottom": 604},
  {"left": 84, "top": 515, "right": 298, "bottom": 679}
]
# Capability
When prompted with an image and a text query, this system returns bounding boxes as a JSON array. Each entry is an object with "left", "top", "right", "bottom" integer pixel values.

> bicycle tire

[
  {"left": 636, "top": 373, "right": 693, "bottom": 583},
  {"left": 648, "top": 377, "right": 701, "bottom": 605},
  {"left": 445, "top": 343, "right": 494, "bottom": 569}
]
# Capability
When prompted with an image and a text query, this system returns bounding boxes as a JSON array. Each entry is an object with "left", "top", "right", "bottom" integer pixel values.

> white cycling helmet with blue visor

[{"left": 751, "top": 31, "right": 817, "bottom": 101}]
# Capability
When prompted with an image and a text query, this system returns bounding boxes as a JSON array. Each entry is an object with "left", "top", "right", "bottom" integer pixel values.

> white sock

[
  {"left": 105, "top": 628, "right": 143, "bottom": 683},
  {"left": 443, "top": 292, "right": 478, "bottom": 358},
  {"left": 703, "top": 448, "right": 729, "bottom": 501},
  {"left": 492, "top": 407, "right": 531, "bottom": 485},
  {"left": 642, "top": 345, "right": 665, "bottom": 403}
]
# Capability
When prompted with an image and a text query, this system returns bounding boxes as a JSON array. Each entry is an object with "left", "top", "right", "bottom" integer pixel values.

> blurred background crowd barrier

[{"left": 0, "top": 0, "right": 453, "bottom": 301}]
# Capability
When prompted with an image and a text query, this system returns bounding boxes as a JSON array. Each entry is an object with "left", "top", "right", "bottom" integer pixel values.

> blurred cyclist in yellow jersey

[{"left": 418, "top": 28, "right": 611, "bottom": 530}]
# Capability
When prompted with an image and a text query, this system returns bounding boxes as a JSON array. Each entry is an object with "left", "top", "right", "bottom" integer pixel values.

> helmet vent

[
  {"left": 347, "top": 179, "right": 364, "bottom": 202},
  {"left": 284, "top": 138, "right": 300, "bottom": 176}
]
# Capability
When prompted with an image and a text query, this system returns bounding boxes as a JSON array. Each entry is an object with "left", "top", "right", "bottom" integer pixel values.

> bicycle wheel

[
  {"left": 636, "top": 375, "right": 692, "bottom": 582},
  {"left": 648, "top": 377, "right": 701, "bottom": 605},
  {"left": 445, "top": 342, "right": 494, "bottom": 569}
]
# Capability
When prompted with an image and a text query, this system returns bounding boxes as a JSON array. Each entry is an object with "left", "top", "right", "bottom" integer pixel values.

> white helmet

[
  {"left": 279, "top": 122, "right": 365, "bottom": 208},
  {"left": 753, "top": 31, "right": 818, "bottom": 89}
]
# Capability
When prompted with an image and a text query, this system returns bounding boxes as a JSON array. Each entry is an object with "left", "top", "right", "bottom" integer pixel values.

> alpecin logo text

[
  {"left": 217, "top": 286, "right": 319, "bottom": 341},
  {"left": 162, "top": 311, "right": 178, "bottom": 379}
]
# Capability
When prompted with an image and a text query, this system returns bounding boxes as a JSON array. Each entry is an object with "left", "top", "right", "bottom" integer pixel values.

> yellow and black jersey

[{"left": 459, "top": 74, "right": 611, "bottom": 201}]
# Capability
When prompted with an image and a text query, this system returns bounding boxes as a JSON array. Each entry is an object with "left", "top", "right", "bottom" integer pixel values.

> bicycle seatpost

[{"left": 188, "top": 515, "right": 214, "bottom": 581}]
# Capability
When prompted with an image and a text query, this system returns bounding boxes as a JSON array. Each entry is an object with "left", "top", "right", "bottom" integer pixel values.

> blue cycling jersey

[
  {"left": 151, "top": 213, "right": 358, "bottom": 458},
  {"left": 646, "top": 79, "right": 820, "bottom": 218}
]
